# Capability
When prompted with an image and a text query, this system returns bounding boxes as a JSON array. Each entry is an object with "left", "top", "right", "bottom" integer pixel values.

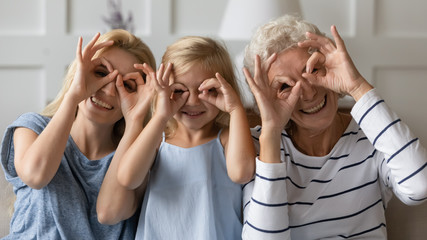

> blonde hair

[
  {"left": 244, "top": 14, "right": 325, "bottom": 75},
  {"left": 41, "top": 29, "right": 156, "bottom": 142},
  {"left": 161, "top": 36, "right": 241, "bottom": 137}
]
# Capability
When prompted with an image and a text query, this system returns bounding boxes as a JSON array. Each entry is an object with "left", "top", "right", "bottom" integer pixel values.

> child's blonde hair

[{"left": 161, "top": 36, "right": 241, "bottom": 137}]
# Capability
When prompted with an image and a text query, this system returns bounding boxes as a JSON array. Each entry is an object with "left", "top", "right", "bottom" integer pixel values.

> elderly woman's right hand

[
  {"left": 243, "top": 54, "right": 301, "bottom": 132},
  {"left": 66, "top": 33, "right": 119, "bottom": 105}
]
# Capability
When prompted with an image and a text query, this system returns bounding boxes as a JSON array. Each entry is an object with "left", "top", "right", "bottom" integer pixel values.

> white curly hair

[{"left": 243, "top": 14, "right": 325, "bottom": 75}]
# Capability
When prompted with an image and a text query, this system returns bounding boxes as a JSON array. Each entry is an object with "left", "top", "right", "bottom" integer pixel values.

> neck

[
  {"left": 167, "top": 122, "right": 219, "bottom": 148},
  {"left": 289, "top": 112, "right": 351, "bottom": 156},
  {"left": 70, "top": 115, "right": 116, "bottom": 160}
]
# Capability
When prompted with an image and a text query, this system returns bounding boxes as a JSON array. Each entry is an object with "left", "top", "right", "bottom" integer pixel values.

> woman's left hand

[
  {"left": 116, "top": 63, "right": 156, "bottom": 123},
  {"left": 299, "top": 25, "right": 372, "bottom": 100},
  {"left": 198, "top": 73, "right": 243, "bottom": 114}
]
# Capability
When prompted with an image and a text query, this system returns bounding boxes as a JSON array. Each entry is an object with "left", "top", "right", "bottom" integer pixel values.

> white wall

[{"left": 1, "top": 0, "right": 426, "bottom": 238}]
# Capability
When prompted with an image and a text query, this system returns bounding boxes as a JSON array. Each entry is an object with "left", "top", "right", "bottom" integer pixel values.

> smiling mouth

[
  {"left": 182, "top": 111, "right": 204, "bottom": 117},
  {"left": 301, "top": 96, "right": 326, "bottom": 114},
  {"left": 91, "top": 96, "right": 113, "bottom": 110}
]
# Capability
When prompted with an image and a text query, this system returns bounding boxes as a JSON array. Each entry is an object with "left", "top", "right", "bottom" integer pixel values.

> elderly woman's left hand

[{"left": 298, "top": 25, "right": 372, "bottom": 101}]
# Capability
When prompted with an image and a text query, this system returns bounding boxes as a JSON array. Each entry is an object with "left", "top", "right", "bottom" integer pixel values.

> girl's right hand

[
  {"left": 243, "top": 54, "right": 301, "bottom": 131},
  {"left": 67, "top": 33, "right": 119, "bottom": 104},
  {"left": 143, "top": 63, "right": 189, "bottom": 121}
]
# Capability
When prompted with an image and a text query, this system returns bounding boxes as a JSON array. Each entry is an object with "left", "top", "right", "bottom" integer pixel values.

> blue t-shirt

[{"left": 0, "top": 112, "right": 138, "bottom": 240}]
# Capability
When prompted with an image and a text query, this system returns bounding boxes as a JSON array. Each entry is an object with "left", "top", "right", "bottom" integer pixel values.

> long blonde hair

[
  {"left": 160, "top": 36, "right": 241, "bottom": 137},
  {"left": 42, "top": 29, "right": 156, "bottom": 142}
]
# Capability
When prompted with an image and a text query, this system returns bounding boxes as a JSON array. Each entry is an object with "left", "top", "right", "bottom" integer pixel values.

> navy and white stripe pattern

[{"left": 242, "top": 89, "right": 427, "bottom": 240}]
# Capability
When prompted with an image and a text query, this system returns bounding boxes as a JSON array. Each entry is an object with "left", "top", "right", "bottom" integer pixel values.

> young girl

[
  {"left": 116, "top": 36, "right": 256, "bottom": 239},
  {"left": 0, "top": 29, "right": 156, "bottom": 239}
]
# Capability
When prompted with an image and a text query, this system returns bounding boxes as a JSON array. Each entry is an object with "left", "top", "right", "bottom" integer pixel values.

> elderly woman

[{"left": 241, "top": 14, "right": 427, "bottom": 239}]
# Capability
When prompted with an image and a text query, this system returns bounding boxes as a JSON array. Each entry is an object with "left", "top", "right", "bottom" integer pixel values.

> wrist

[{"left": 349, "top": 79, "right": 374, "bottom": 102}]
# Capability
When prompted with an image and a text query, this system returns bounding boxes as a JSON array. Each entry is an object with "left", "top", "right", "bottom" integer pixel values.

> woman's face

[
  {"left": 268, "top": 47, "right": 339, "bottom": 132},
  {"left": 78, "top": 47, "right": 140, "bottom": 126}
]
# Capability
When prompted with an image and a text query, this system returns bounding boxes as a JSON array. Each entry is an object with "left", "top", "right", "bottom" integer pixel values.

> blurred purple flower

[{"left": 103, "top": 0, "right": 134, "bottom": 33}]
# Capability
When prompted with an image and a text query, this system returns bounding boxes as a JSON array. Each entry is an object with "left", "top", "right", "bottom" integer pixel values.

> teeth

[
  {"left": 184, "top": 111, "right": 202, "bottom": 116},
  {"left": 91, "top": 97, "right": 113, "bottom": 110},
  {"left": 303, "top": 97, "right": 325, "bottom": 114}
]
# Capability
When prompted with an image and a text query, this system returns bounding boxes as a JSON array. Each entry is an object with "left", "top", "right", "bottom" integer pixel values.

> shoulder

[{"left": 12, "top": 112, "right": 51, "bottom": 135}]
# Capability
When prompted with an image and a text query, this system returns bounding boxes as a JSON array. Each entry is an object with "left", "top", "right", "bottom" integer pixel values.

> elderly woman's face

[{"left": 268, "top": 47, "right": 339, "bottom": 131}]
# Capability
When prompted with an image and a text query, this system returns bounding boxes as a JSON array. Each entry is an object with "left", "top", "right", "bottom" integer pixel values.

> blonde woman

[{"left": 0, "top": 29, "right": 155, "bottom": 239}]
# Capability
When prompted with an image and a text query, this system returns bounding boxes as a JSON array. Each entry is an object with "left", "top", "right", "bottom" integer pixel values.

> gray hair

[{"left": 243, "top": 14, "right": 325, "bottom": 74}]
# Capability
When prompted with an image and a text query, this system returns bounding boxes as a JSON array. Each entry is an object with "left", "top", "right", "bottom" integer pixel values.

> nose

[
  {"left": 101, "top": 80, "right": 117, "bottom": 96},
  {"left": 186, "top": 91, "right": 201, "bottom": 106},
  {"left": 300, "top": 79, "right": 317, "bottom": 101}
]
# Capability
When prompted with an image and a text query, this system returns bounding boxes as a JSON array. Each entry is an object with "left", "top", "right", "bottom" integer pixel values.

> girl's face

[
  {"left": 172, "top": 63, "right": 220, "bottom": 131},
  {"left": 78, "top": 47, "right": 140, "bottom": 126},
  {"left": 268, "top": 47, "right": 339, "bottom": 132}
]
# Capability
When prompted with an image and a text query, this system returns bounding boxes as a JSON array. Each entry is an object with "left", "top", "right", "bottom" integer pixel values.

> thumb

[{"left": 115, "top": 74, "right": 127, "bottom": 98}]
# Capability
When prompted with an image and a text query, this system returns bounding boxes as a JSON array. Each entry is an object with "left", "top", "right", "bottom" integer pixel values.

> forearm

[
  {"left": 117, "top": 115, "right": 167, "bottom": 189},
  {"left": 226, "top": 106, "right": 256, "bottom": 184},
  {"left": 242, "top": 158, "right": 290, "bottom": 240},
  {"left": 258, "top": 126, "right": 283, "bottom": 164},
  {"left": 97, "top": 120, "right": 145, "bottom": 224},
  {"left": 15, "top": 96, "right": 79, "bottom": 189},
  {"left": 351, "top": 89, "right": 427, "bottom": 203}
]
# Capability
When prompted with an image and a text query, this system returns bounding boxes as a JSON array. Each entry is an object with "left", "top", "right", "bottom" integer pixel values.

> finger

[
  {"left": 156, "top": 63, "right": 167, "bottom": 87},
  {"left": 137, "top": 63, "right": 156, "bottom": 86},
  {"left": 124, "top": 72, "right": 145, "bottom": 86},
  {"left": 91, "top": 40, "right": 114, "bottom": 56},
  {"left": 271, "top": 75, "right": 295, "bottom": 91},
  {"left": 263, "top": 53, "right": 277, "bottom": 73},
  {"left": 99, "top": 57, "right": 114, "bottom": 73},
  {"left": 330, "top": 25, "right": 347, "bottom": 52},
  {"left": 81, "top": 33, "right": 101, "bottom": 58},
  {"left": 302, "top": 71, "right": 324, "bottom": 87},
  {"left": 162, "top": 62, "right": 173, "bottom": 86},
  {"left": 243, "top": 67, "right": 257, "bottom": 91},
  {"left": 305, "top": 51, "right": 325, "bottom": 74},
  {"left": 199, "top": 77, "right": 221, "bottom": 93},
  {"left": 279, "top": 81, "right": 302, "bottom": 107},
  {"left": 76, "top": 36, "right": 83, "bottom": 62},
  {"left": 172, "top": 91, "right": 189, "bottom": 109},
  {"left": 115, "top": 74, "right": 127, "bottom": 97}
]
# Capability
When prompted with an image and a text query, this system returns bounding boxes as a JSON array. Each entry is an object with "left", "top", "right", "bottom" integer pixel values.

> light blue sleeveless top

[{"left": 135, "top": 131, "right": 243, "bottom": 240}]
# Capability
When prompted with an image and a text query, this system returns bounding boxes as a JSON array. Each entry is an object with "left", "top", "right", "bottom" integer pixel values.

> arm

[
  {"left": 199, "top": 73, "right": 255, "bottom": 184},
  {"left": 117, "top": 63, "right": 189, "bottom": 190},
  {"left": 97, "top": 64, "right": 154, "bottom": 224},
  {"left": 300, "top": 25, "right": 427, "bottom": 203},
  {"left": 14, "top": 33, "right": 118, "bottom": 189},
  {"left": 239, "top": 54, "right": 301, "bottom": 239},
  {"left": 351, "top": 89, "right": 427, "bottom": 204}
]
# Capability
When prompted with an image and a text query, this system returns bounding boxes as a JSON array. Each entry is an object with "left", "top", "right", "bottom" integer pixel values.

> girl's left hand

[
  {"left": 116, "top": 63, "right": 156, "bottom": 123},
  {"left": 298, "top": 25, "right": 370, "bottom": 99},
  {"left": 198, "top": 73, "right": 242, "bottom": 114}
]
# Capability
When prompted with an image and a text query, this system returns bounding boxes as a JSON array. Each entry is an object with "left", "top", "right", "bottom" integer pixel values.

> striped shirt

[{"left": 242, "top": 89, "right": 427, "bottom": 239}]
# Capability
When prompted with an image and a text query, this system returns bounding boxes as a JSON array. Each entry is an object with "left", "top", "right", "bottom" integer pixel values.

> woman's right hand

[
  {"left": 67, "top": 33, "right": 119, "bottom": 104},
  {"left": 243, "top": 54, "right": 301, "bottom": 131}
]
